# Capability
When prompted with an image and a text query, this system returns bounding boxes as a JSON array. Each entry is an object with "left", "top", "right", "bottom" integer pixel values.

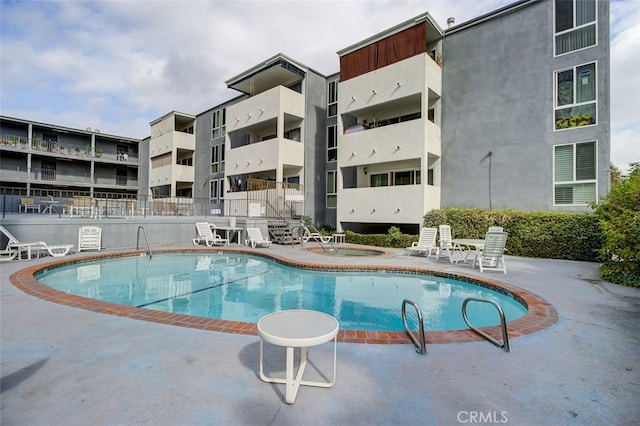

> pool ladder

[
  {"left": 462, "top": 297, "right": 510, "bottom": 352},
  {"left": 402, "top": 299, "right": 426, "bottom": 355},
  {"left": 136, "top": 226, "right": 152, "bottom": 259},
  {"left": 401, "top": 297, "right": 511, "bottom": 355}
]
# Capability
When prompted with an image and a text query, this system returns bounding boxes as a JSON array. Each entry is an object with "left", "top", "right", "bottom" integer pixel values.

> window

[
  {"left": 327, "top": 125, "right": 337, "bottom": 162},
  {"left": 554, "top": 141, "right": 596, "bottom": 205},
  {"left": 210, "top": 179, "right": 225, "bottom": 202},
  {"left": 212, "top": 108, "right": 226, "bottom": 139},
  {"left": 370, "top": 173, "right": 389, "bottom": 187},
  {"left": 220, "top": 143, "right": 225, "bottom": 172},
  {"left": 211, "top": 145, "right": 219, "bottom": 173},
  {"left": 326, "top": 171, "right": 337, "bottom": 208},
  {"left": 327, "top": 81, "right": 338, "bottom": 117},
  {"left": 555, "top": 0, "right": 596, "bottom": 55},
  {"left": 555, "top": 62, "right": 596, "bottom": 130}
]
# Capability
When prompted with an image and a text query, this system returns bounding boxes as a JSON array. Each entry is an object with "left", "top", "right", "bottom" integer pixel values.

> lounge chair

[
  {"left": 488, "top": 226, "right": 504, "bottom": 232},
  {"left": 20, "top": 198, "right": 41, "bottom": 213},
  {"left": 472, "top": 231, "right": 509, "bottom": 274},
  {"left": 302, "top": 225, "right": 332, "bottom": 244},
  {"left": 192, "top": 222, "right": 228, "bottom": 247},
  {"left": 436, "top": 224, "right": 464, "bottom": 263},
  {"left": 0, "top": 225, "right": 73, "bottom": 260},
  {"left": 245, "top": 227, "right": 272, "bottom": 248},
  {"left": 406, "top": 227, "right": 438, "bottom": 257}
]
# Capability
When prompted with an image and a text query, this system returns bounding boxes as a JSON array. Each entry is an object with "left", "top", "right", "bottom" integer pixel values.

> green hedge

[
  {"left": 421, "top": 208, "right": 602, "bottom": 261},
  {"left": 342, "top": 208, "right": 602, "bottom": 260}
]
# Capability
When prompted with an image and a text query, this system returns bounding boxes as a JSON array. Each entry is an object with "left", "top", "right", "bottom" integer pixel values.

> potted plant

[{"left": 95, "top": 147, "right": 102, "bottom": 158}]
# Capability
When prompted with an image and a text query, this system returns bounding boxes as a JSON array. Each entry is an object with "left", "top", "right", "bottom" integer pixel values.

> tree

[{"left": 593, "top": 162, "right": 640, "bottom": 287}]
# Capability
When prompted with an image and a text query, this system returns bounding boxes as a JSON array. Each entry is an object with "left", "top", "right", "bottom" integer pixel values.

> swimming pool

[{"left": 35, "top": 252, "right": 527, "bottom": 332}]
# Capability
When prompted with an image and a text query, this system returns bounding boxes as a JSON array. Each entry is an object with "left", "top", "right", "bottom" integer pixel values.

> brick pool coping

[{"left": 9, "top": 247, "right": 558, "bottom": 345}]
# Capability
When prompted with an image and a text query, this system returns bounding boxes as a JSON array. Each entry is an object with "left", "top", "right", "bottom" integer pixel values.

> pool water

[{"left": 36, "top": 253, "right": 527, "bottom": 332}]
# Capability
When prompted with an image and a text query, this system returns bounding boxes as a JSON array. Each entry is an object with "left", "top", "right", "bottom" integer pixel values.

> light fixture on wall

[
  {"left": 350, "top": 208, "right": 355, "bottom": 213},
  {"left": 396, "top": 208, "right": 401, "bottom": 212},
  {"left": 260, "top": 108, "right": 264, "bottom": 113},
  {"left": 247, "top": 113, "right": 252, "bottom": 118},
  {"left": 372, "top": 89, "right": 377, "bottom": 94},
  {"left": 236, "top": 117, "right": 240, "bottom": 122},
  {"left": 372, "top": 149, "right": 376, "bottom": 154},
  {"left": 363, "top": 167, "right": 367, "bottom": 175},
  {"left": 351, "top": 152, "right": 355, "bottom": 157},
  {"left": 396, "top": 145, "right": 401, "bottom": 150},
  {"left": 351, "top": 96, "right": 356, "bottom": 101},
  {"left": 259, "top": 158, "right": 264, "bottom": 164},
  {"left": 396, "top": 82, "right": 401, "bottom": 87},
  {"left": 247, "top": 161, "right": 251, "bottom": 166},
  {"left": 372, "top": 208, "right": 376, "bottom": 212}
]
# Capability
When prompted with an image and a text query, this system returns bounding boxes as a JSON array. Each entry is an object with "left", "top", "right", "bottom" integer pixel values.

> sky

[{"left": 1, "top": 0, "right": 638, "bottom": 172}]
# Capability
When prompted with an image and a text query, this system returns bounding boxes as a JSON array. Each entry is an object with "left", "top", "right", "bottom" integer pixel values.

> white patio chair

[
  {"left": 406, "top": 227, "right": 438, "bottom": 257},
  {"left": 473, "top": 231, "right": 509, "bottom": 274},
  {"left": 245, "top": 227, "right": 272, "bottom": 248},
  {"left": 192, "top": 222, "right": 228, "bottom": 247},
  {"left": 436, "top": 224, "right": 464, "bottom": 263},
  {"left": 0, "top": 225, "right": 73, "bottom": 259}
]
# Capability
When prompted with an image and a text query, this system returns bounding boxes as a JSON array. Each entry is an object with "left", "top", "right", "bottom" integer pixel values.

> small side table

[{"left": 257, "top": 309, "right": 339, "bottom": 404}]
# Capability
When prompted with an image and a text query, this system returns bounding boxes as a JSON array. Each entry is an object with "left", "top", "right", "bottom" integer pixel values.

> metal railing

[
  {"left": 462, "top": 297, "right": 510, "bottom": 352},
  {"left": 402, "top": 299, "right": 426, "bottom": 355}
]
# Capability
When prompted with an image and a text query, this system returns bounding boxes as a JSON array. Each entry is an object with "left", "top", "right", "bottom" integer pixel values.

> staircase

[{"left": 268, "top": 220, "right": 302, "bottom": 245}]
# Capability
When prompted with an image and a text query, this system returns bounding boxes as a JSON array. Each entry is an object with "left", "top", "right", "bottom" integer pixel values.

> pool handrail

[
  {"left": 402, "top": 299, "right": 426, "bottom": 355},
  {"left": 462, "top": 297, "right": 510, "bottom": 352}
]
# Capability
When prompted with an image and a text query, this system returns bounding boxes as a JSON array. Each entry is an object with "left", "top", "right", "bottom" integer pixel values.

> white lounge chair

[
  {"left": 407, "top": 227, "right": 438, "bottom": 257},
  {"left": 436, "top": 224, "right": 465, "bottom": 263},
  {"left": 472, "top": 231, "right": 509, "bottom": 274},
  {"left": 192, "top": 222, "right": 228, "bottom": 247},
  {"left": 488, "top": 226, "right": 504, "bottom": 232},
  {"left": 0, "top": 225, "right": 73, "bottom": 260},
  {"left": 245, "top": 227, "right": 272, "bottom": 248},
  {"left": 302, "top": 225, "right": 332, "bottom": 244}
]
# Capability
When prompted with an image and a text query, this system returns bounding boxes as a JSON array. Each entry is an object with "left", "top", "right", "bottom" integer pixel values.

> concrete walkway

[{"left": 1, "top": 245, "right": 638, "bottom": 425}]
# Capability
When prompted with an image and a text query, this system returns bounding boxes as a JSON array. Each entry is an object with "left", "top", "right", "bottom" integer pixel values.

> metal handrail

[
  {"left": 136, "top": 226, "right": 152, "bottom": 259},
  {"left": 402, "top": 299, "right": 426, "bottom": 355},
  {"left": 462, "top": 297, "right": 510, "bottom": 352}
]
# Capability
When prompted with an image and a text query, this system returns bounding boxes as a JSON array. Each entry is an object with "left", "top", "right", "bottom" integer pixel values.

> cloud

[{"left": 0, "top": 0, "right": 636, "bottom": 168}]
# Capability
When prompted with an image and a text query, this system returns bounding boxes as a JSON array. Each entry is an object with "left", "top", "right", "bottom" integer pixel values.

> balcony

[
  {"left": 337, "top": 184, "right": 439, "bottom": 224},
  {"left": 0, "top": 164, "right": 139, "bottom": 188},
  {"left": 227, "top": 86, "right": 304, "bottom": 133}
]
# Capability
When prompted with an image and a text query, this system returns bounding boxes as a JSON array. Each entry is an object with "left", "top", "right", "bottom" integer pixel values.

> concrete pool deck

[{"left": 1, "top": 244, "right": 639, "bottom": 425}]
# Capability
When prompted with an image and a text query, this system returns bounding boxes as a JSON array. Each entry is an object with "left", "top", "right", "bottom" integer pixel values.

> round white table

[{"left": 257, "top": 309, "right": 339, "bottom": 404}]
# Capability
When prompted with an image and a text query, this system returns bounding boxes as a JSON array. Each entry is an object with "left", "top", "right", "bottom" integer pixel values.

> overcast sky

[{"left": 1, "top": 0, "right": 638, "bottom": 171}]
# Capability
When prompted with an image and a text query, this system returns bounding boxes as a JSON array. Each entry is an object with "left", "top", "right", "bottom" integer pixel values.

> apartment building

[
  {"left": 1, "top": 0, "right": 608, "bottom": 234},
  {"left": 440, "top": 0, "right": 609, "bottom": 212},
  {"left": 0, "top": 115, "right": 141, "bottom": 197}
]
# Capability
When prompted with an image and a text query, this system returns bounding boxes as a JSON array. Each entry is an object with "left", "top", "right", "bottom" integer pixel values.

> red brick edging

[{"left": 9, "top": 248, "right": 558, "bottom": 345}]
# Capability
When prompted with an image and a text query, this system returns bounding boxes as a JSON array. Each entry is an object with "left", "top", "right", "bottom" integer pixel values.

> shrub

[
  {"left": 422, "top": 208, "right": 602, "bottom": 261},
  {"left": 593, "top": 164, "right": 640, "bottom": 287}
]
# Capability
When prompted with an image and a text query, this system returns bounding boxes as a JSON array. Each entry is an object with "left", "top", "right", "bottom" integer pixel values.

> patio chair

[
  {"left": 406, "top": 227, "right": 437, "bottom": 257},
  {"left": 0, "top": 225, "right": 73, "bottom": 259},
  {"left": 302, "top": 225, "right": 332, "bottom": 244},
  {"left": 488, "top": 226, "right": 504, "bottom": 232},
  {"left": 472, "top": 231, "right": 509, "bottom": 274},
  {"left": 192, "top": 222, "right": 228, "bottom": 247},
  {"left": 245, "top": 227, "right": 272, "bottom": 248},
  {"left": 20, "top": 198, "right": 41, "bottom": 213},
  {"left": 436, "top": 224, "right": 465, "bottom": 263}
]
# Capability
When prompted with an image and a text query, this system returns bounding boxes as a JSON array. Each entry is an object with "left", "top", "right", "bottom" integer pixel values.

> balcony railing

[{"left": 0, "top": 164, "right": 138, "bottom": 187}]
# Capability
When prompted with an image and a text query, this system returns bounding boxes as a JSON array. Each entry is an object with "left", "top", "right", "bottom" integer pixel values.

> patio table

[{"left": 258, "top": 309, "right": 339, "bottom": 404}]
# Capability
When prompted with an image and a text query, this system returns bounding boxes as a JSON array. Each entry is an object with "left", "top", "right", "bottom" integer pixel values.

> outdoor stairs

[{"left": 268, "top": 221, "right": 301, "bottom": 245}]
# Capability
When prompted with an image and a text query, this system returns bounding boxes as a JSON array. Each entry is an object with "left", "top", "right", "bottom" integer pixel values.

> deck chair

[
  {"left": 488, "top": 226, "right": 504, "bottom": 232},
  {"left": 472, "top": 231, "right": 508, "bottom": 274},
  {"left": 245, "top": 227, "right": 272, "bottom": 248},
  {"left": 436, "top": 224, "right": 464, "bottom": 263},
  {"left": 0, "top": 225, "right": 73, "bottom": 259},
  {"left": 406, "top": 227, "right": 438, "bottom": 257},
  {"left": 302, "top": 225, "right": 332, "bottom": 244},
  {"left": 192, "top": 222, "right": 228, "bottom": 247}
]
